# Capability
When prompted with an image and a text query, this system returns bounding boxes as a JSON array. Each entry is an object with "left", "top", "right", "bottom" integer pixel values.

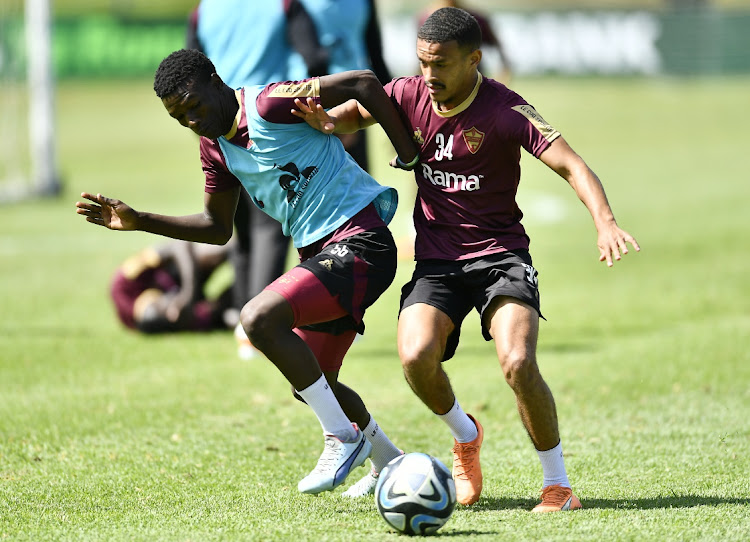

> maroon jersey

[{"left": 384, "top": 74, "right": 560, "bottom": 261}]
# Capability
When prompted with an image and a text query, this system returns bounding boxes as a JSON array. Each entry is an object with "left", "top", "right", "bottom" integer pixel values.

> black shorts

[
  {"left": 399, "top": 250, "right": 542, "bottom": 361},
  {"left": 298, "top": 226, "right": 397, "bottom": 335}
]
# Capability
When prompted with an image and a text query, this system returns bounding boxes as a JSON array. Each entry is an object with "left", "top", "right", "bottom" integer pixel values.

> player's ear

[{"left": 469, "top": 49, "right": 482, "bottom": 69}]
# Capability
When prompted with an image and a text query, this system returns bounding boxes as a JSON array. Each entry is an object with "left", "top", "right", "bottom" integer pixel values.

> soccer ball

[{"left": 375, "top": 452, "right": 456, "bottom": 536}]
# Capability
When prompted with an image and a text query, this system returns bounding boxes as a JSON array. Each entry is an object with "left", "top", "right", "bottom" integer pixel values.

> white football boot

[
  {"left": 342, "top": 463, "right": 379, "bottom": 498},
  {"left": 298, "top": 424, "right": 371, "bottom": 494}
]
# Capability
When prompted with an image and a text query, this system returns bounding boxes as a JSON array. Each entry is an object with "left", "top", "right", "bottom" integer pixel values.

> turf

[{"left": 1, "top": 76, "right": 749, "bottom": 540}]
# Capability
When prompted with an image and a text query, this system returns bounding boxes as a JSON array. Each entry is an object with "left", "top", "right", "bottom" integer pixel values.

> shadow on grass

[
  {"left": 454, "top": 340, "right": 599, "bottom": 358},
  {"left": 468, "top": 495, "right": 749, "bottom": 512},
  {"left": 575, "top": 495, "right": 749, "bottom": 510},
  {"left": 432, "top": 530, "right": 500, "bottom": 537},
  {"left": 374, "top": 494, "right": 750, "bottom": 538},
  {"left": 538, "top": 341, "right": 599, "bottom": 354}
]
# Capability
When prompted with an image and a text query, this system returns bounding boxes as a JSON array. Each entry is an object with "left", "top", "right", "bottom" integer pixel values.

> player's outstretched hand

[
  {"left": 291, "top": 97, "right": 336, "bottom": 134},
  {"left": 597, "top": 222, "right": 640, "bottom": 267},
  {"left": 75, "top": 192, "right": 138, "bottom": 231}
]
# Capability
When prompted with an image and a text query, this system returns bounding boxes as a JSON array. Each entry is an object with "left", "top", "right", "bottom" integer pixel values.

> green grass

[{"left": 1, "top": 76, "right": 749, "bottom": 540}]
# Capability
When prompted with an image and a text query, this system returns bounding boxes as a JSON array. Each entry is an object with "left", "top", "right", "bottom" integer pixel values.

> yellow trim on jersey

[
  {"left": 268, "top": 78, "right": 321, "bottom": 99},
  {"left": 224, "top": 89, "right": 244, "bottom": 140},
  {"left": 432, "top": 73, "right": 483, "bottom": 118},
  {"left": 511, "top": 104, "right": 561, "bottom": 142}
]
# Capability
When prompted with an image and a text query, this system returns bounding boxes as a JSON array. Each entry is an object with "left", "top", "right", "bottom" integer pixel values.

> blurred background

[
  {"left": 3, "top": 0, "right": 750, "bottom": 202},
  {"left": 1, "top": 6, "right": 748, "bottom": 538},
  {"left": 2, "top": 0, "right": 750, "bottom": 202},
  {"left": 1, "top": 0, "right": 749, "bottom": 328}
]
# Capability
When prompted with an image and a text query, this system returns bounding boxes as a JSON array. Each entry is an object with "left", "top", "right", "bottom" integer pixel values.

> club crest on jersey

[
  {"left": 462, "top": 126, "right": 484, "bottom": 154},
  {"left": 413, "top": 127, "right": 425, "bottom": 145}
]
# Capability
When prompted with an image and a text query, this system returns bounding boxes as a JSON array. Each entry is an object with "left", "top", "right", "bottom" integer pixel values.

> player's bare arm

[
  {"left": 293, "top": 71, "right": 417, "bottom": 170},
  {"left": 317, "top": 70, "right": 417, "bottom": 167},
  {"left": 75, "top": 187, "right": 240, "bottom": 245},
  {"left": 539, "top": 137, "right": 640, "bottom": 267},
  {"left": 292, "top": 98, "right": 372, "bottom": 136},
  {"left": 293, "top": 96, "right": 416, "bottom": 171}
]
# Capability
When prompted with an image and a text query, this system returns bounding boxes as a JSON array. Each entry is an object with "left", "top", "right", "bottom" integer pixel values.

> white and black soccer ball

[{"left": 375, "top": 452, "right": 456, "bottom": 536}]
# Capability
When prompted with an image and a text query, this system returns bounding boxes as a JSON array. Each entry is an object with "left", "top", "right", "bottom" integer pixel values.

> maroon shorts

[
  {"left": 264, "top": 205, "right": 397, "bottom": 370},
  {"left": 267, "top": 204, "right": 397, "bottom": 335}
]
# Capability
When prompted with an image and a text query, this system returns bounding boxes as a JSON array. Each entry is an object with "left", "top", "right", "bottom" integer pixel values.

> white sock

[
  {"left": 362, "top": 415, "right": 402, "bottom": 473},
  {"left": 537, "top": 441, "right": 570, "bottom": 488},
  {"left": 438, "top": 400, "right": 478, "bottom": 443},
  {"left": 295, "top": 375, "right": 357, "bottom": 442}
]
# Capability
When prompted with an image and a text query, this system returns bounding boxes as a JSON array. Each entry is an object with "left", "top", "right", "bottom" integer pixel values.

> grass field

[{"left": 1, "top": 76, "right": 749, "bottom": 541}]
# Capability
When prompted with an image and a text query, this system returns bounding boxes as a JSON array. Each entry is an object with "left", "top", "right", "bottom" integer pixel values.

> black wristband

[{"left": 396, "top": 154, "right": 419, "bottom": 169}]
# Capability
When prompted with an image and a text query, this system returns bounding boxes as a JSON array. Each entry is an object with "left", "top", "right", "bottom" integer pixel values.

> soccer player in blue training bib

[
  {"left": 294, "top": 7, "right": 640, "bottom": 510},
  {"left": 76, "top": 49, "right": 419, "bottom": 496}
]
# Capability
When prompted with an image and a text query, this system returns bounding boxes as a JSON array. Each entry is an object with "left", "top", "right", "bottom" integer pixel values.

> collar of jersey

[
  {"left": 222, "top": 88, "right": 245, "bottom": 140},
  {"left": 222, "top": 88, "right": 252, "bottom": 148},
  {"left": 431, "top": 72, "right": 483, "bottom": 118}
]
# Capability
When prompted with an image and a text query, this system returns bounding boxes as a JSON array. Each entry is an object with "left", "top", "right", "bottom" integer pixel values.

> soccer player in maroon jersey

[{"left": 293, "top": 7, "right": 640, "bottom": 510}]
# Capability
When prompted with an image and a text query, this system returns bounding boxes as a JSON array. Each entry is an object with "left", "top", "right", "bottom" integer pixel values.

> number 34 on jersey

[{"left": 433, "top": 127, "right": 485, "bottom": 161}]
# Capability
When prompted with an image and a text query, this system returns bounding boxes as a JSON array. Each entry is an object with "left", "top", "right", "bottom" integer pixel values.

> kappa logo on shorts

[
  {"left": 319, "top": 259, "right": 334, "bottom": 271},
  {"left": 523, "top": 264, "right": 539, "bottom": 288}
]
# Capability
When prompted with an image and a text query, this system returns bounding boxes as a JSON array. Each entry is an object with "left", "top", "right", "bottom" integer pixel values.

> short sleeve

[
  {"left": 200, "top": 137, "right": 240, "bottom": 193},
  {"left": 508, "top": 104, "right": 561, "bottom": 158},
  {"left": 256, "top": 78, "right": 322, "bottom": 124},
  {"left": 383, "top": 77, "right": 414, "bottom": 125}
]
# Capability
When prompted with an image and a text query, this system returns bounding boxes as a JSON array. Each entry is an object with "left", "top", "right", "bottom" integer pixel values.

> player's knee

[
  {"left": 238, "top": 301, "right": 274, "bottom": 349},
  {"left": 499, "top": 349, "right": 538, "bottom": 387},
  {"left": 240, "top": 291, "right": 293, "bottom": 346},
  {"left": 399, "top": 340, "right": 442, "bottom": 377}
]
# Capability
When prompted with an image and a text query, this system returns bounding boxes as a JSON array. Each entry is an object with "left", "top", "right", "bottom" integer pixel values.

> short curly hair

[
  {"left": 417, "top": 7, "right": 481, "bottom": 52},
  {"left": 153, "top": 49, "right": 216, "bottom": 98}
]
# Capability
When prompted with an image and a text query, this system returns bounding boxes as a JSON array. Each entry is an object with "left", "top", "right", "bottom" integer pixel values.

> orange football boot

[
  {"left": 532, "top": 484, "right": 582, "bottom": 513},
  {"left": 451, "top": 414, "right": 484, "bottom": 505}
]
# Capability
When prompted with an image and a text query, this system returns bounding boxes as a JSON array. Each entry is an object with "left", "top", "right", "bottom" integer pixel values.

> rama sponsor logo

[{"left": 421, "top": 163, "right": 482, "bottom": 191}]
